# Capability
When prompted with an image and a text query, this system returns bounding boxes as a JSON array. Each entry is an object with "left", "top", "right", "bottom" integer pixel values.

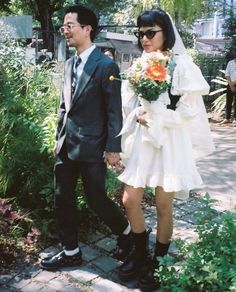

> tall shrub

[{"left": 0, "top": 23, "right": 59, "bottom": 234}]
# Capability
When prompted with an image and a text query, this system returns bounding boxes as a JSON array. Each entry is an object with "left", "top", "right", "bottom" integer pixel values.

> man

[
  {"left": 40, "top": 4, "right": 133, "bottom": 270},
  {"left": 221, "top": 54, "right": 236, "bottom": 125}
]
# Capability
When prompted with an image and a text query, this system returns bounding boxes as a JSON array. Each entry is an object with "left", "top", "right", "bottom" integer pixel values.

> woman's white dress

[{"left": 118, "top": 54, "right": 215, "bottom": 194}]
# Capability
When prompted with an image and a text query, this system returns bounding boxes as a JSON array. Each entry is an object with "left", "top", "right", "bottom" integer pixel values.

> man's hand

[
  {"left": 104, "top": 151, "right": 120, "bottom": 166},
  {"left": 229, "top": 81, "right": 236, "bottom": 92}
]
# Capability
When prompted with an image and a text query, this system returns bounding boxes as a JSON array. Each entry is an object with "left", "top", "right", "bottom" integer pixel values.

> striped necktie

[{"left": 72, "top": 55, "right": 81, "bottom": 94}]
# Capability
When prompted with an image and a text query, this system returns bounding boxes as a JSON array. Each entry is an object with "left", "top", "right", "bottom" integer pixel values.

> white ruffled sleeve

[
  {"left": 119, "top": 80, "right": 143, "bottom": 136},
  {"left": 146, "top": 54, "right": 215, "bottom": 159}
]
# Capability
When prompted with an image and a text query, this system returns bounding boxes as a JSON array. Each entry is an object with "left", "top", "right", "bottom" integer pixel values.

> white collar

[{"left": 76, "top": 44, "right": 96, "bottom": 64}]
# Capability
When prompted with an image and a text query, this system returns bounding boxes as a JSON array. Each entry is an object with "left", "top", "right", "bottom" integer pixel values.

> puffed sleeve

[
  {"left": 119, "top": 80, "right": 142, "bottom": 136},
  {"left": 146, "top": 54, "right": 215, "bottom": 159}
]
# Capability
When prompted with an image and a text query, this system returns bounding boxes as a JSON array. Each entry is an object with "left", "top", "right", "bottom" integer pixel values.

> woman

[
  {"left": 118, "top": 9, "right": 215, "bottom": 290},
  {"left": 104, "top": 48, "right": 115, "bottom": 60}
]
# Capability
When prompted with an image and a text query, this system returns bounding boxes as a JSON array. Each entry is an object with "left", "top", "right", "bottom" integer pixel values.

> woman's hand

[{"left": 137, "top": 112, "right": 149, "bottom": 127}]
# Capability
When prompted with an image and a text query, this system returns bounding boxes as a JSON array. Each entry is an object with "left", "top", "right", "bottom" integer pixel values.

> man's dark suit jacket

[{"left": 55, "top": 47, "right": 122, "bottom": 162}]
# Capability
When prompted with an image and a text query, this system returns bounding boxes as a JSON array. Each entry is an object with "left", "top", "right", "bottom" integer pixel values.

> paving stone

[
  {"left": 95, "top": 237, "right": 116, "bottom": 252},
  {"left": 149, "top": 230, "right": 157, "bottom": 245},
  {"left": 88, "top": 231, "right": 105, "bottom": 243},
  {"left": 34, "top": 270, "right": 59, "bottom": 283},
  {"left": 56, "top": 286, "right": 82, "bottom": 292},
  {"left": 145, "top": 216, "right": 157, "bottom": 230},
  {"left": 0, "top": 288, "right": 15, "bottom": 292},
  {"left": 92, "top": 256, "right": 119, "bottom": 273},
  {"left": 67, "top": 266, "right": 100, "bottom": 283},
  {"left": 20, "top": 281, "right": 43, "bottom": 291},
  {"left": 109, "top": 271, "right": 139, "bottom": 290},
  {"left": 21, "top": 264, "right": 41, "bottom": 278},
  {"left": 177, "top": 198, "right": 206, "bottom": 213},
  {"left": 81, "top": 245, "right": 102, "bottom": 262},
  {"left": 180, "top": 213, "right": 199, "bottom": 224},
  {"left": 174, "top": 219, "right": 194, "bottom": 229},
  {"left": 173, "top": 220, "right": 197, "bottom": 242},
  {"left": 91, "top": 278, "right": 123, "bottom": 292},
  {"left": 173, "top": 227, "right": 198, "bottom": 242},
  {"left": 37, "top": 285, "right": 56, "bottom": 292},
  {"left": 0, "top": 275, "right": 14, "bottom": 285},
  {"left": 44, "top": 277, "right": 72, "bottom": 290},
  {"left": 144, "top": 206, "right": 156, "bottom": 219},
  {"left": 9, "top": 277, "right": 32, "bottom": 290},
  {"left": 173, "top": 206, "right": 191, "bottom": 219}
]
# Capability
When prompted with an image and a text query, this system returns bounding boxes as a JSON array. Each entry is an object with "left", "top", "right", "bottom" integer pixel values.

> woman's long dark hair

[{"left": 137, "top": 9, "right": 175, "bottom": 51}]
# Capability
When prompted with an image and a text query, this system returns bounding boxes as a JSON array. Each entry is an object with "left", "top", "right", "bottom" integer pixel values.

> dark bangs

[{"left": 137, "top": 9, "right": 175, "bottom": 51}]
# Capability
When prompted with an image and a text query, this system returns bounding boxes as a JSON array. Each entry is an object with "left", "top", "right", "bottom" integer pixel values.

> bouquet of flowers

[{"left": 122, "top": 51, "right": 171, "bottom": 102}]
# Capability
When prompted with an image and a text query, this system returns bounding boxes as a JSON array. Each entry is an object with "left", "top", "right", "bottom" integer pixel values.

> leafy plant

[
  {"left": 209, "top": 70, "right": 228, "bottom": 112},
  {"left": 0, "top": 197, "right": 41, "bottom": 268},
  {"left": 0, "top": 24, "right": 59, "bottom": 240},
  {"left": 188, "top": 49, "right": 225, "bottom": 96},
  {"left": 156, "top": 194, "right": 236, "bottom": 291}
]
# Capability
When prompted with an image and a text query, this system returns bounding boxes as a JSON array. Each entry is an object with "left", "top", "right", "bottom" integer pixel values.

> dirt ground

[{"left": 208, "top": 108, "right": 236, "bottom": 128}]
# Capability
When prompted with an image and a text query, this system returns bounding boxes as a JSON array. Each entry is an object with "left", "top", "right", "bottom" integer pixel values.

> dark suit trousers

[
  {"left": 54, "top": 145, "right": 128, "bottom": 250},
  {"left": 226, "top": 85, "right": 236, "bottom": 120}
]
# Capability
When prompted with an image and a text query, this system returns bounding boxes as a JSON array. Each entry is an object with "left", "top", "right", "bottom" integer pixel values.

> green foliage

[
  {"left": 223, "top": 9, "right": 236, "bottom": 52},
  {"left": 209, "top": 71, "right": 227, "bottom": 112},
  {"left": 189, "top": 50, "right": 225, "bottom": 81},
  {"left": 0, "top": 30, "right": 59, "bottom": 237},
  {"left": 106, "top": 167, "right": 123, "bottom": 205},
  {"left": 156, "top": 194, "right": 236, "bottom": 291},
  {"left": 188, "top": 49, "right": 225, "bottom": 101}
]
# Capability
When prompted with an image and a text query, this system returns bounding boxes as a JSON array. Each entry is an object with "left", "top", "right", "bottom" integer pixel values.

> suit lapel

[
  {"left": 71, "top": 48, "right": 100, "bottom": 107},
  {"left": 64, "top": 57, "right": 74, "bottom": 112}
]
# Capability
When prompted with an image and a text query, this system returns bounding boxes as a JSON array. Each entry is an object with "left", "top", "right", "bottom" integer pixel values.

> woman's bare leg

[
  {"left": 155, "top": 186, "right": 175, "bottom": 243},
  {"left": 122, "top": 184, "right": 145, "bottom": 233}
]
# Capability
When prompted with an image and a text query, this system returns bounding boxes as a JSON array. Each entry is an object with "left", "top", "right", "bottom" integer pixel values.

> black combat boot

[
  {"left": 138, "top": 240, "right": 170, "bottom": 291},
  {"left": 118, "top": 229, "right": 151, "bottom": 281},
  {"left": 113, "top": 231, "right": 134, "bottom": 261}
]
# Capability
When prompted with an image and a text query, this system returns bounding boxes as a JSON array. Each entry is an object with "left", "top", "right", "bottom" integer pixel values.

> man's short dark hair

[
  {"left": 65, "top": 5, "right": 98, "bottom": 41},
  {"left": 137, "top": 9, "right": 175, "bottom": 51}
]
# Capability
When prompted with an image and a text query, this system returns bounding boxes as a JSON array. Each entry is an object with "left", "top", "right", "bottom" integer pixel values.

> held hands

[
  {"left": 137, "top": 112, "right": 149, "bottom": 127},
  {"left": 104, "top": 151, "right": 120, "bottom": 166},
  {"left": 104, "top": 152, "right": 124, "bottom": 173}
]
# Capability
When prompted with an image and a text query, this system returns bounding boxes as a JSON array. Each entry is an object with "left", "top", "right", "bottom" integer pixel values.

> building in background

[
  {"left": 192, "top": 0, "right": 236, "bottom": 55},
  {"left": 95, "top": 31, "right": 141, "bottom": 71}
]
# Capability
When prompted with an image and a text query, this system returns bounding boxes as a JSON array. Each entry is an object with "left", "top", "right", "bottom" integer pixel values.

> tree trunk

[{"left": 35, "top": 0, "right": 54, "bottom": 53}]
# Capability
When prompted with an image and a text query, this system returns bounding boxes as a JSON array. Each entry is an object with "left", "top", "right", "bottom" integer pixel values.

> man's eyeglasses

[
  {"left": 134, "top": 29, "right": 163, "bottom": 40},
  {"left": 59, "top": 24, "right": 85, "bottom": 34}
]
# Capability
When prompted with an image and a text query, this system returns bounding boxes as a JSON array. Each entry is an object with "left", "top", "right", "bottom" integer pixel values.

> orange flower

[{"left": 146, "top": 64, "right": 167, "bottom": 81}]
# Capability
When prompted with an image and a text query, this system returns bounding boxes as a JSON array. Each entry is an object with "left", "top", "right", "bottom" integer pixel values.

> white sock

[
  {"left": 64, "top": 247, "right": 80, "bottom": 256},
  {"left": 122, "top": 223, "right": 131, "bottom": 235}
]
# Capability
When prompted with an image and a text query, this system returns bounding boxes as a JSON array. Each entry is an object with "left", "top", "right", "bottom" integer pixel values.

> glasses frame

[
  {"left": 134, "top": 29, "right": 163, "bottom": 40},
  {"left": 59, "top": 23, "right": 86, "bottom": 34}
]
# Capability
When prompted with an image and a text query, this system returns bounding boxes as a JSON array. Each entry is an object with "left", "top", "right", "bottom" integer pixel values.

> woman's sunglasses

[{"left": 134, "top": 29, "right": 163, "bottom": 40}]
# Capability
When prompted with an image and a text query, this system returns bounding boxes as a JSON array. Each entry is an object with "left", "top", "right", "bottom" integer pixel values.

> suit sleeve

[{"left": 102, "top": 61, "right": 122, "bottom": 152}]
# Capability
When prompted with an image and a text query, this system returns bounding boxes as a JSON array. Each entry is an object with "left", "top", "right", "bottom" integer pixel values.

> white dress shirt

[
  {"left": 74, "top": 44, "right": 96, "bottom": 80},
  {"left": 225, "top": 59, "right": 236, "bottom": 82}
]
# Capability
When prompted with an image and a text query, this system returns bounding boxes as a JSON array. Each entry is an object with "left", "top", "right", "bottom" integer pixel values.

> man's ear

[{"left": 85, "top": 25, "right": 93, "bottom": 34}]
